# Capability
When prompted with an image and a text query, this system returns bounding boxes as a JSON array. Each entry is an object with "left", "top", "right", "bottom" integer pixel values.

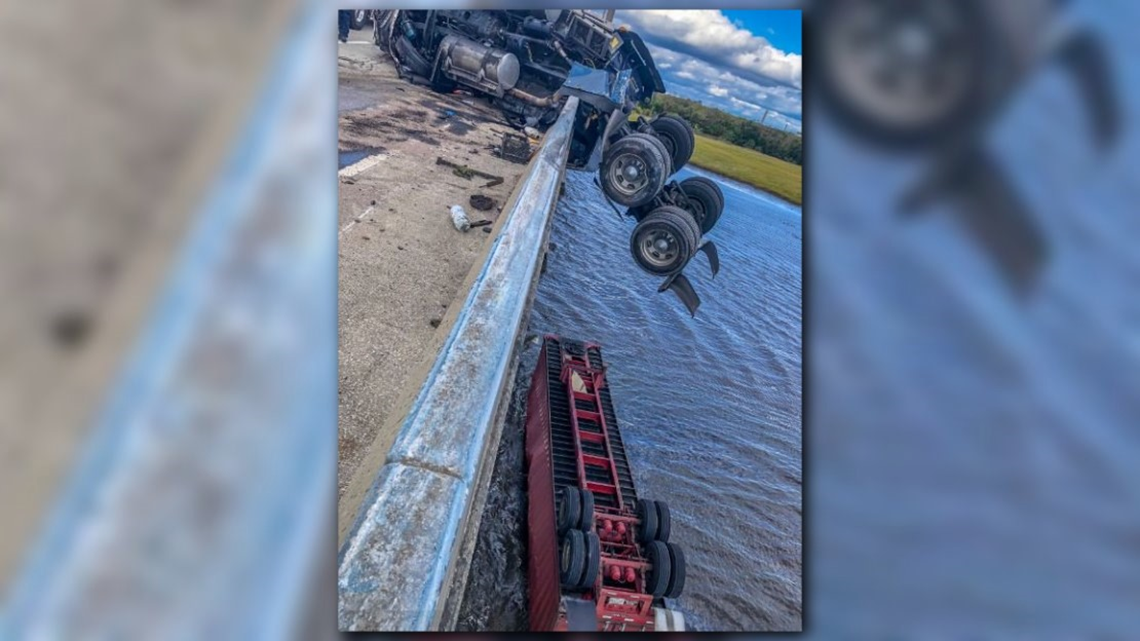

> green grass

[{"left": 688, "top": 134, "right": 802, "bottom": 205}]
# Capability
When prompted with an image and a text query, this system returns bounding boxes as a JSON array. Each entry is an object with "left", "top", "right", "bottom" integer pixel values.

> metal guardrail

[{"left": 338, "top": 96, "right": 580, "bottom": 631}]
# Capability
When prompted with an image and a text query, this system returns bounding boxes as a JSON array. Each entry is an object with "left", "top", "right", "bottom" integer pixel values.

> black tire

[
  {"left": 642, "top": 131, "right": 674, "bottom": 178},
  {"left": 814, "top": 0, "right": 993, "bottom": 150},
  {"left": 351, "top": 10, "right": 366, "bottom": 30},
  {"left": 644, "top": 540, "right": 672, "bottom": 597},
  {"left": 393, "top": 35, "right": 432, "bottom": 78},
  {"left": 560, "top": 529, "right": 586, "bottom": 589},
  {"left": 679, "top": 176, "right": 724, "bottom": 234},
  {"left": 579, "top": 531, "right": 601, "bottom": 590},
  {"left": 654, "top": 501, "right": 672, "bottom": 543},
  {"left": 636, "top": 498, "right": 658, "bottom": 543},
  {"left": 629, "top": 206, "right": 700, "bottom": 276},
  {"left": 650, "top": 114, "right": 694, "bottom": 172},
  {"left": 599, "top": 133, "right": 670, "bottom": 208},
  {"left": 578, "top": 489, "right": 595, "bottom": 532},
  {"left": 665, "top": 542, "right": 686, "bottom": 598},
  {"left": 557, "top": 486, "right": 582, "bottom": 536}
]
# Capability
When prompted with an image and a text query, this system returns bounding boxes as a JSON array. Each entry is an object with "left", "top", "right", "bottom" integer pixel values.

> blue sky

[
  {"left": 723, "top": 10, "right": 801, "bottom": 55},
  {"left": 615, "top": 10, "right": 803, "bottom": 134}
]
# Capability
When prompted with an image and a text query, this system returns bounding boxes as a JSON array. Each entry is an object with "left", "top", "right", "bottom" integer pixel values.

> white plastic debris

[{"left": 449, "top": 204, "right": 471, "bottom": 232}]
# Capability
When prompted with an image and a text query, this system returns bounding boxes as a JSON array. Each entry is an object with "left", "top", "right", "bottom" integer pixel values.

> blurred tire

[{"left": 815, "top": 0, "right": 993, "bottom": 149}]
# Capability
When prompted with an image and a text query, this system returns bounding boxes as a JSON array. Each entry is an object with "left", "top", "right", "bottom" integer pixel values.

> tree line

[{"left": 641, "top": 93, "right": 802, "bottom": 166}]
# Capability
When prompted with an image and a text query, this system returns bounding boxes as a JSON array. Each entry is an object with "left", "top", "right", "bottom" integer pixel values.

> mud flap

[
  {"left": 563, "top": 596, "right": 598, "bottom": 631},
  {"left": 1049, "top": 27, "right": 1119, "bottom": 149},
  {"left": 697, "top": 238, "right": 719, "bottom": 277},
  {"left": 659, "top": 272, "right": 700, "bottom": 317},
  {"left": 900, "top": 145, "right": 1047, "bottom": 297}
]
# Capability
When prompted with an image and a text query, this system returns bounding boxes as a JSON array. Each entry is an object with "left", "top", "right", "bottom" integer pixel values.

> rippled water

[{"left": 458, "top": 166, "right": 802, "bottom": 632}]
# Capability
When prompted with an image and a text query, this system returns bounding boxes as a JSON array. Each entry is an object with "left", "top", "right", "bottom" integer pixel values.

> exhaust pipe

[{"left": 507, "top": 87, "right": 561, "bottom": 108}]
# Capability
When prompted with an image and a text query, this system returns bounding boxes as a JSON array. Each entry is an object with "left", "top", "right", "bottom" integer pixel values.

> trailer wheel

[
  {"left": 645, "top": 540, "right": 672, "bottom": 597},
  {"left": 578, "top": 489, "right": 595, "bottom": 531},
  {"left": 679, "top": 177, "right": 724, "bottom": 234},
  {"left": 600, "top": 134, "right": 669, "bottom": 208},
  {"left": 559, "top": 529, "right": 586, "bottom": 590},
  {"left": 665, "top": 543, "right": 686, "bottom": 598},
  {"left": 393, "top": 35, "right": 432, "bottom": 78},
  {"left": 629, "top": 206, "right": 700, "bottom": 276},
  {"left": 650, "top": 114, "right": 695, "bottom": 172},
  {"left": 636, "top": 498, "right": 658, "bottom": 543},
  {"left": 654, "top": 501, "right": 671, "bottom": 543},
  {"left": 557, "top": 486, "right": 581, "bottom": 536},
  {"left": 578, "top": 531, "right": 601, "bottom": 590}
]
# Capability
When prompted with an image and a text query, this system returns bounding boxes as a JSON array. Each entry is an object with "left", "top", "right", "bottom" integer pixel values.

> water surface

[{"left": 458, "top": 165, "right": 803, "bottom": 632}]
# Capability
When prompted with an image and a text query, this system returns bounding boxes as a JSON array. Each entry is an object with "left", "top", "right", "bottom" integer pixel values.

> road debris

[
  {"left": 469, "top": 220, "right": 493, "bottom": 228},
  {"left": 436, "top": 157, "right": 504, "bottom": 185},
  {"left": 500, "top": 132, "right": 532, "bottom": 164},
  {"left": 449, "top": 204, "right": 472, "bottom": 232},
  {"left": 469, "top": 194, "right": 495, "bottom": 211}
]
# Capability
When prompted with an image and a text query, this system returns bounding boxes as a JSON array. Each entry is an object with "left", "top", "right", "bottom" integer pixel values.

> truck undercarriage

[{"left": 372, "top": 9, "right": 726, "bottom": 315}]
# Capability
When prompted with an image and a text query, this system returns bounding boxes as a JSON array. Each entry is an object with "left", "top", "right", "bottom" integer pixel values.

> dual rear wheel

[
  {"left": 644, "top": 540, "right": 686, "bottom": 598},
  {"left": 629, "top": 206, "right": 701, "bottom": 276},
  {"left": 559, "top": 487, "right": 600, "bottom": 591}
]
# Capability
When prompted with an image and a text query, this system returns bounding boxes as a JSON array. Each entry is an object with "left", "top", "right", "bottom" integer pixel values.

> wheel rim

[
  {"left": 561, "top": 540, "right": 570, "bottom": 571},
  {"left": 826, "top": 0, "right": 972, "bottom": 127},
  {"left": 608, "top": 152, "right": 650, "bottom": 196},
  {"left": 637, "top": 227, "right": 681, "bottom": 269}
]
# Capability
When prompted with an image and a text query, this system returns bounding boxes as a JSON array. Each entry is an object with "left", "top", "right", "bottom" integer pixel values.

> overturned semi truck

[{"left": 372, "top": 9, "right": 723, "bottom": 315}]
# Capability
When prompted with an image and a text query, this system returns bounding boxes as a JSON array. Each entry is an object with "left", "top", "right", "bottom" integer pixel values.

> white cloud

[
  {"left": 644, "top": 41, "right": 802, "bottom": 119},
  {"left": 617, "top": 10, "right": 801, "bottom": 89}
]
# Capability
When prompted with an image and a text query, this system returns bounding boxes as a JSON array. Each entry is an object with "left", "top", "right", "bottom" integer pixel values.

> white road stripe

[
  {"left": 339, "top": 205, "right": 375, "bottom": 236},
  {"left": 338, "top": 153, "right": 388, "bottom": 179}
]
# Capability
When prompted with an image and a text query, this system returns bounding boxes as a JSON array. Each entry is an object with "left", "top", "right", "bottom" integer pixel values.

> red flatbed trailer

[{"left": 525, "top": 336, "right": 686, "bottom": 632}]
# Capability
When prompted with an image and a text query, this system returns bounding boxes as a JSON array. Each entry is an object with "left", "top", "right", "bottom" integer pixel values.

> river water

[{"left": 457, "top": 166, "right": 802, "bottom": 632}]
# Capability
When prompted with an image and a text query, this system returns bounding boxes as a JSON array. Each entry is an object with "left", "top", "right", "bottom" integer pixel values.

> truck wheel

[
  {"left": 557, "top": 486, "right": 582, "bottom": 536},
  {"left": 651, "top": 114, "right": 694, "bottom": 172},
  {"left": 578, "top": 531, "right": 601, "bottom": 590},
  {"left": 351, "top": 10, "right": 367, "bottom": 30},
  {"left": 679, "top": 177, "right": 724, "bottom": 234},
  {"left": 600, "top": 133, "right": 669, "bottom": 208},
  {"left": 642, "top": 132, "right": 674, "bottom": 178},
  {"left": 654, "top": 501, "right": 671, "bottom": 543},
  {"left": 636, "top": 498, "right": 659, "bottom": 543},
  {"left": 393, "top": 35, "right": 432, "bottom": 78},
  {"left": 578, "top": 489, "right": 595, "bottom": 531},
  {"left": 815, "top": 0, "right": 990, "bottom": 149},
  {"left": 560, "top": 529, "right": 586, "bottom": 589},
  {"left": 645, "top": 540, "right": 672, "bottom": 597},
  {"left": 665, "top": 543, "right": 686, "bottom": 598},
  {"left": 629, "top": 206, "right": 700, "bottom": 276}
]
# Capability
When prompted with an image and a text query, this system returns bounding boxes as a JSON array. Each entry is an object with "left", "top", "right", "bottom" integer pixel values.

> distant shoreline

[{"left": 688, "top": 134, "right": 802, "bottom": 206}]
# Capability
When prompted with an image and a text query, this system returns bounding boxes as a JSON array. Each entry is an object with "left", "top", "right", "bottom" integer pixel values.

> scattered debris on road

[
  {"left": 469, "top": 194, "right": 495, "bottom": 211},
  {"left": 449, "top": 204, "right": 472, "bottom": 232},
  {"left": 436, "top": 157, "right": 504, "bottom": 184},
  {"left": 500, "top": 132, "right": 532, "bottom": 164}
]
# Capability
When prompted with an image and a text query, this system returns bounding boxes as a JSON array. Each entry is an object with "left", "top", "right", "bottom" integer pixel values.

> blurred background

[{"left": 0, "top": 0, "right": 1137, "bottom": 637}]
